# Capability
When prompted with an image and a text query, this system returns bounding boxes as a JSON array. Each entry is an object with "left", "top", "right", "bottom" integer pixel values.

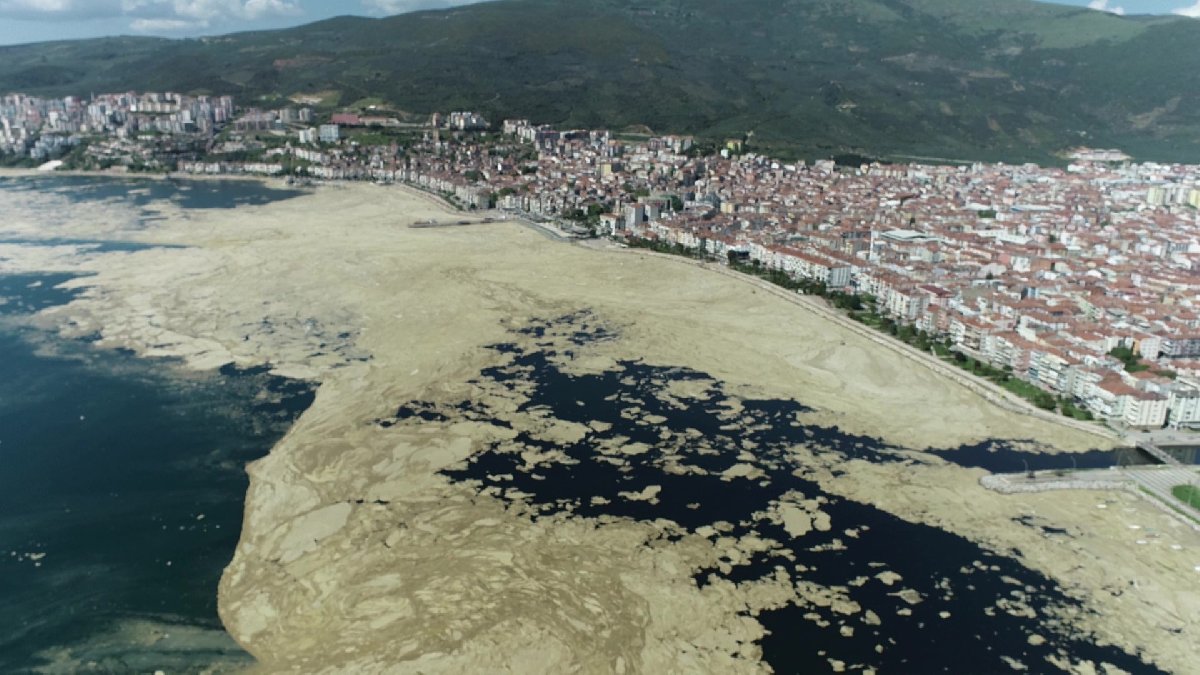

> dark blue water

[
  {"left": 0, "top": 175, "right": 306, "bottom": 216},
  {"left": 0, "top": 176, "right": 316, "bottom": 671},
  {"left": 0, "top": 274, "right": 313, "bottom": 671},
  {"left": 376, "top": 312, "right": 1164, "bottom": 674},
  {"left": 0, "top": 238, "right": 180, "bottom": 254},
  {"left": 0, "top": 273, "right": 86, "bottom": 316},
  {"left": 927, "top": 440, "right": 1158, "bottom": 472}
]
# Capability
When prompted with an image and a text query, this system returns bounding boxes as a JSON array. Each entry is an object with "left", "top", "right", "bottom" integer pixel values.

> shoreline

[
  {"left": 7, "top": 170, "right": 1109, "bottom": 444},
  {"left": 0, "top": 166, "right": 1125, "bottom": 442},
  {"left": 391, "top": 181, "right": 460, "bottom": 212},
  {"left": 611, "top": 248, "right": 1118, "bottom": 444}
]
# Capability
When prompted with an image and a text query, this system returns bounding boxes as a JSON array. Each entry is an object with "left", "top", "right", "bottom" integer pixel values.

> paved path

[
  {"left": 1124, "top": 466, "right": 1200, "bottom": 512},
  {"left": 503, "top": 213, "right": 579, "bottom": 241}
]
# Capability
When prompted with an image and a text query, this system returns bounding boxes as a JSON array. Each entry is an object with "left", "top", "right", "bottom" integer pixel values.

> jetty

[{"left": 408, "top": 218, "right": 492, "bottom": 229}]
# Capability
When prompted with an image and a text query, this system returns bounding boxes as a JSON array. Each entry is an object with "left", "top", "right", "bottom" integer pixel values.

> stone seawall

[{"left": 979, "top": 473, "right": 1131, "bottom": 494}]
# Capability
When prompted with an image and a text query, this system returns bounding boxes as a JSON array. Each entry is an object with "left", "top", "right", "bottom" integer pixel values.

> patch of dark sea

[
  {"left": 925, "top": 439, "right": 1168, "bottom": 472},
  {"left": 0, "top": 174, "right": 307, "bottom": 226},
  {"left": 0, "top": 240, "right": 190, "bottom": 323},
  {"left": 376, "top": 312, "right": 1164, "bottom": 674},
  {"left": 0, "top": 272, "right": 86, "bottom": 317},
  {"left": 0, "top": 270, "right": 315, "bottom": 672},
  {"left": 0, "top": 236, "right": 186, "bottom": 253}
]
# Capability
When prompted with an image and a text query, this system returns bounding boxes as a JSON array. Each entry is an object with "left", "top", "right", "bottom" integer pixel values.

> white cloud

[
  {"left": 1173, "top": 1, "right": 1200, "bottom": 17},
  {"left": 129, "top": 17, "right": 192, "bottom": 31},
  {"left": 0, "top": 0, "right": 301, "bottom": 31},
  {"left": 1087, "top": 0, "right": 1126, "bottom": 15},
  {"left": 122, "top": 0, "right": 302, "bottom": 27},
  {"left": 0, "top": 0, "right": 123, "bottom": 19},
  {"left": 360, "top": 0, "right": 488, "bottom": 17}
]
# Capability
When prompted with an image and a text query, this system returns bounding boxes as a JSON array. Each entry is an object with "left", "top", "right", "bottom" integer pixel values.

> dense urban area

[{"left": 4, "top": 91, "right": 1200, "bottom": 432}]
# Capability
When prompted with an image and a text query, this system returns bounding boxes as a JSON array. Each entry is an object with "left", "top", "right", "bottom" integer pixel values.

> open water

[{"left": 0, "top": 177, "right": 311, "bottom": 672}]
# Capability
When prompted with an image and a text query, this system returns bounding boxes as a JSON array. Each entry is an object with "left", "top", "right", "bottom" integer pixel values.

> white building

[
  {"left": 318, "top": 124, "right": 340, "bottom": 143},
  {"left": 1123, "top": 390, "right": 1168, "bottom": 429},
  {"left": 1167, "top": 384, "right": 1200, "bottom": 429}
]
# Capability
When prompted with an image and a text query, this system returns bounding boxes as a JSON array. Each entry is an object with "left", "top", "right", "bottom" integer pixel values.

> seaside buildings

[
  {"left": 1, "top": 91, "right": 233, "bottom": 167},
  {"left": 6, "top": 90, "right": 1200, "bottom": 429}
]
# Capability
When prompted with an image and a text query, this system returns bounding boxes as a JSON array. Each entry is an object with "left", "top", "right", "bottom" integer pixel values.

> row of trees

[
  {"left": 716, "top": 246, "right": 1099, "bottom": 421},
  {"left": 623, "top": 234, "right": 1100, "bottom": 422}
]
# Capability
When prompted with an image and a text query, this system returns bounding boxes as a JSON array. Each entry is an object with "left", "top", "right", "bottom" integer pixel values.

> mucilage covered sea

[{"left": 0, "top": 175, "right": 1177, "bottom": 673}]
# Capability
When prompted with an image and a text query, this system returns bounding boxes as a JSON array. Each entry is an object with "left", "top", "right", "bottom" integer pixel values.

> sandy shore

[{"left": 1, "top": 178, "right": 1197, "bottom": 673}]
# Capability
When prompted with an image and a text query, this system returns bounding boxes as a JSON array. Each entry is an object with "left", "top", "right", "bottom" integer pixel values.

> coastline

[
  {"left": 391, "top": 181, "right": 460, "bottom": 212},
  {"left": 2, "top": 179, "right": 1196, "bottom": 673},
  {"left": 0, "top": 167, "right": 1115, "bottom": 443},
  {"left": 618, "top": 249, "right": 1117, "bottom": 444}
]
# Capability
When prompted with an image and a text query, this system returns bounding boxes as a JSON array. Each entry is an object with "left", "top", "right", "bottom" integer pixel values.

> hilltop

[{"left": 1, "top": 0, "right": 1198, "bottom": 163}]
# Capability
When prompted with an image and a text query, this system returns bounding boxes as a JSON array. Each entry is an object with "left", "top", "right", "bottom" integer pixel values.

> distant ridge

[{"left": 1, "top": 0, "right": 1198, "bottom": 163}]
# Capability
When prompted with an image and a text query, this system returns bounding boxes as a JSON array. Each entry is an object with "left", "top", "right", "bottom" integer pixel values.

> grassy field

[{"left": 1172, "top": 485, "right": 1200, "bottom": 510}]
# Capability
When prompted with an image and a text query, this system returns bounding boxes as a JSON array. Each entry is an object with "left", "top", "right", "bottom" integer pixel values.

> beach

[{"left": 2, "top": 178, "right": 1197, "bottom": 673}]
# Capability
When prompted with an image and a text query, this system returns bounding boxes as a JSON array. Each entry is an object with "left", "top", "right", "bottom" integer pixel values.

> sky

[{"left": 0, "top": 0, "right": 1195, "bottom": 46}]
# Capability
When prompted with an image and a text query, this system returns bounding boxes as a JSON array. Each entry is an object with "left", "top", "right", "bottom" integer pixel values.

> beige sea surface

[{"left": 1, "top": 176, "right": 1197, "bottom": 674}]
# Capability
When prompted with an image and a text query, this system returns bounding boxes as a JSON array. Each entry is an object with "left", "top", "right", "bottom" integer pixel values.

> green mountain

[{"left": 2, "top": 0, "right": 1199, "bottom": 163}]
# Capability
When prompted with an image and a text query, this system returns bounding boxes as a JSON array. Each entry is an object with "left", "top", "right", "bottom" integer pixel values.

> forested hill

[{"left": 2, "top": 0, "right": 1199, "bottom": 163}]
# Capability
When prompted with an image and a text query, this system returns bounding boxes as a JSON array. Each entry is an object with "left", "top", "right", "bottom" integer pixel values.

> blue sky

[{"left": 0, "top": 0, "right": 1194, "bottom": 46}]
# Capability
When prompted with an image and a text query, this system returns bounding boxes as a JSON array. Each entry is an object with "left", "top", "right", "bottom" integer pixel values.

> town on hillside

[{"left": 4, "top": 91, "right": 1200, "bottom": 432}]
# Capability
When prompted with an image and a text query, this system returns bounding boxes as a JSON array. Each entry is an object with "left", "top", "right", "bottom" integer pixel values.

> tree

[
  {"left": 1108, "top": 346, "right": 1149, "bottom": 373},
  {"left": 1034, "top": 392, "right": 1057, "bottom": 410}
]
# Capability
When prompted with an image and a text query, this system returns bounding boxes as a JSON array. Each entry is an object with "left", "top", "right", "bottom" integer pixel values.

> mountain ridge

[{"left": 2, "top": 0, "right": 1198, "bottom": 163}]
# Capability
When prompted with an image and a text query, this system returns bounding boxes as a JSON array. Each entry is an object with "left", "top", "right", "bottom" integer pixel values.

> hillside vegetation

[{"left": 1, "top": 0, "right": 1198, "bottom": 163}]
